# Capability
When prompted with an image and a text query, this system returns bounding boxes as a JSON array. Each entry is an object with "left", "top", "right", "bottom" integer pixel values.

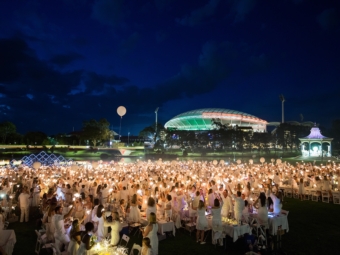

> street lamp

[
  {"left": 128, "top": 132, "right": 130, "bottom": 146},
  {"left": 155, "top": 107, "right": 159, "bottom": 142},
  {"left": 279, "top": 94, "right": 285, "bottom": 123}
]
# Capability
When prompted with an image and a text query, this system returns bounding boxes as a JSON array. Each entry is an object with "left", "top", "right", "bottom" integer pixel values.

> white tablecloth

[
  {"left": 207, "top": 218, "right": 251, "bottom": 242},
  {"left": 250, "top": 213, "right": 289, "bottom": 235},
  {"left": 0, "top": 230, "right": 16, "bottom": 255},
  {"left": 141, "top": 217, "right": 176, "bottom": 236}
]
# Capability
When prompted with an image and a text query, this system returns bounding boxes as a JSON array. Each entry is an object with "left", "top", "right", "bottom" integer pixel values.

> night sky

[{"left": 0, "top": 0, "right": 339, "bottom": 136}]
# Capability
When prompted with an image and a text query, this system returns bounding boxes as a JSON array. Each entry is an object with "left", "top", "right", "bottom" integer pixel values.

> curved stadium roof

[{"left": 165, "top": 108, "right": 267, "bottom": 131}]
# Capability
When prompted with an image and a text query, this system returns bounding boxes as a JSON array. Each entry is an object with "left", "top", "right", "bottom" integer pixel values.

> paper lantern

[{"left": 260, "top": 157, "right": 265, "bottom": 163}]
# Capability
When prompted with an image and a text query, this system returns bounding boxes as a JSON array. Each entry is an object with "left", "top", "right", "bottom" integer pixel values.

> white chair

[
  {"left": 311, "top": 191, "right": 318, "bottom": 202},
  {"left": 303, "top": 191, "right": 310, "bottom": 200},
  {"left": 284, "top": 189, "right": 292, "bottom": 198},
  {"left": 322, "top": 191, "right": 329, "bottom": 203},
  {"left": 51, "top": 244, "right": 68, "bottom": 255},
  {"left": 129, "top": 243, "right": 142, "bottom": 255},
  {"left": 35, "top": 230, "right": 53, "bottom": 255},
  {"left": 333, "top": 193, "right": 340, "bottom": 205},
  {"left": 119, "top": 234, "right": 130, "bottom": 247}
]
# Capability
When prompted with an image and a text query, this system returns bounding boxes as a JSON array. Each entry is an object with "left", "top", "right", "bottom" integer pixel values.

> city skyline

[{"left": 0, "top": 0, "right": 339, "bottom": 136}]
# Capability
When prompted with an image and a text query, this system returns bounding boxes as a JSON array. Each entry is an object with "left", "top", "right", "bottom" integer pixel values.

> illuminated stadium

[{"left": 164, "top": 108, "right": 267, "bottom": 132}]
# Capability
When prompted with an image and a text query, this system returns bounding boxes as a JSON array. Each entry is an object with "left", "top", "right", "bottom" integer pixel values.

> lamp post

[
  {"left": 155, "top": 107, "right": 159, "bottom": 142},
  {"left": 128, "top": 132, "right": 130, "bottom": 146},
  {"left": 279, "top": 94, "right": 285, "bottom": 123}
]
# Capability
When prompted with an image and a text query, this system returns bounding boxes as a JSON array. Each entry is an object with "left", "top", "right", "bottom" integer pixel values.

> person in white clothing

[
  {"left": 228, "top": 186, "right": 244, "bottom": 224},
  {"left": 53, "top": 203, "right": 74, "bottom": 253},
  {"left": 18, "top": 187, "right": 30, "bottom": 222}
]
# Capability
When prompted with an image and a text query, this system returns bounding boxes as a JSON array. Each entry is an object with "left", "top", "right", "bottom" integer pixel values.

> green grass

[{"left": 8, "top": 198, "right": 340, "bottom": 255}]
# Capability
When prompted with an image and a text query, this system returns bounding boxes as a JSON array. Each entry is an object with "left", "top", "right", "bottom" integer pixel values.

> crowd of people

[{"left": 0, "top": 158, "right": 339, "bottom": 254}]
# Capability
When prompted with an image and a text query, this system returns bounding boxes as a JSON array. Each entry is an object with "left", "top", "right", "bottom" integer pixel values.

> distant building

[
  {"left": 299, "top": 125, "right": 333, "bottom": 157},
  {"left": 164, "top": 108, "right": 267, "bottom": 132}
]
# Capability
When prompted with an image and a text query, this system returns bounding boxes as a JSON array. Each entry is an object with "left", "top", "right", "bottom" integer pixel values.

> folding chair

[
  {"left": 119, "top": 234, "right": 130, "bottom": 247},
  {"left": 35, "top": 230, "right": 53, "bottom": 255},
  {"left": 322, "top": 191, "right": 329, "bottom": 203},
  {"left": 333, "top": 193, "right": 340, "bottom": 205},
  {"left": 311, "top": 191, "right": 318, "bottom": 202},
  {"left": 129, "top": 243, "right": 142, "bottom": 255},
  {"left": 284, "top": 189, "right": 292, "bottom": 198},
  {"left": 129, "top": 222, "right": 142, "bottom": 236},
  {"left": 203, "top": 228, "right": 212, "bottom": 242},
  {"left": 303, "top": 191, "right": 310, "bottom": 200}
]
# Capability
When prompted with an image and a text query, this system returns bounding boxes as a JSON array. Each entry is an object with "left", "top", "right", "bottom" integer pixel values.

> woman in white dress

[
  {"left": 298, "top": 178, "right": 305, "bottom": 201},
  {"left": 146, "top": 197, "right": 157, "bottom": 220},
  {"left": 72, "top": 222, "right": 95, "bottom": 255},
  {"left": 42, "top": 206, "right": 55, "bottom": 242},
  {"left": 0, "top": 207, "right": 5, "bottom": 230},
  {"left": 164, "top": 194, "right": 172, "bottom": 222},
  {"left": 196, "top": 200, "right": 208, "bottom": 244},
  {"left": 129, "top": 194, "right": 141, "bottom": 223},
  {"left": 211, "top": 198, "right": 223, "bottom": 246},
  {"left": 141, "top": 237, "right": 153, "bottom": 255},
  {"left": 254, "top": 193, "right": 268, "bottom": 229},
  {"left": 68, "top": 219, "right": 80, "bottom": 255},
  {"left": 94, "top": 204, "right": 105, "bottom": 241},
  {"left": 156, "top": 193, "right": 166, "bottom": 219},
  {"left": 74, "top": 197, "right": 85, "bottom": 220},
  {"left": 142, "top": 212, "right": 158, "bottom": 255},
  {"left": 32, "top": 182, "right": 41, "bottom": 207},
  {"left": 103, "top": 211, "right": 121, "bottom": 246}
]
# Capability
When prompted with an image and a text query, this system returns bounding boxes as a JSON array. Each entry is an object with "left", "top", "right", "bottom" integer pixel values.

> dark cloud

[
  {"left": 317, "top": 8, "right": 339, "bottom": 31},
  {"left": 154, "top": 0, "right": 177, "bottom": 12},
  {"left": 245, "top": 54, "right": 271, "bottom": 75},
  {"left": 176, "top": 0, "right": 220, "bottom": 26},
  {"left": 231, "top": 0, "right": 256, "bottom": 23},
  {"left": 92, "top": 0, "right": 125, "bottom": 27},
  {"left": 50, "top": 52, "right": 84, "bottom": 67},
  {"left": 119, "top": 32, "right": 140, "bottom": 56}
]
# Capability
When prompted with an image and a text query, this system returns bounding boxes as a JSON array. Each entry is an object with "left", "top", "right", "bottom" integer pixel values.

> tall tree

[
  {"left": 24, "top": 131, "right": 48, "bottom": 145},
  {"left": 81, "top": 118, "right": 110, "bottom": 147},
  {"left": 0, "top": 121, "right": 16, "bottom": 144}
]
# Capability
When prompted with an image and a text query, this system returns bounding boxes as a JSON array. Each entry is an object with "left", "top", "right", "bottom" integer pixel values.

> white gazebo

[{"left": 299, "top": 125, "right": 333, "bottom": 157}]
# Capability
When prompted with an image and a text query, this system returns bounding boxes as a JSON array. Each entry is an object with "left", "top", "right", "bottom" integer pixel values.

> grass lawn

[{"left": 8, "top": 197, "right": 340, "bottom": 255}]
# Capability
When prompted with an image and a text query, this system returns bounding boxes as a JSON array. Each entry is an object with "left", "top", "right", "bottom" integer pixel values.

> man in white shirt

[
  {"left": 228, "top": 186, "right": 244, "bottom": 223},
  {"left": 53, "top": 203, "right": 74, "bottom": 253},
  {"left": 120, "top": 186, "right": 129, "bottom": 203},
  {"left": 18, "top": 187, "right": 31, "bottom": 222},
  {"left": 101, "top": 184, "right": 109, "bottom": 204}
]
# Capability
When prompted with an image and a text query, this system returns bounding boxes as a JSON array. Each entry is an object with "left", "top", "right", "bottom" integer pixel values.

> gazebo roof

[{"left": 299, "top": 127, "right": 332, "bottom": 140}]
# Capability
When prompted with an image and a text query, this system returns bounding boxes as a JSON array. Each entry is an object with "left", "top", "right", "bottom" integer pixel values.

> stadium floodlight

[
  {"left": 279, "top": 94, "right": 285, "bottom": 123},
  {"left": 155, "top": 107, "right": 159, "bottom": 141}
]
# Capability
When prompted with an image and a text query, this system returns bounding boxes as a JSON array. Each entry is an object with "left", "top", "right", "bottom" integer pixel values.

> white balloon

[
  {"left": 33, "top": 162, "right": 41, "bottom": 170},
  {"left": 260, "top": 157, "right": 265, "bottom": 163},
  {"left": 117, "top": 106, "right": 127, "bottom": 117}
]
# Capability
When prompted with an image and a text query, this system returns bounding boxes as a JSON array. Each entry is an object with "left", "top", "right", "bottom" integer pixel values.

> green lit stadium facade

[{"left": 164, "top": 108, "right": 267, "bottom": 132}]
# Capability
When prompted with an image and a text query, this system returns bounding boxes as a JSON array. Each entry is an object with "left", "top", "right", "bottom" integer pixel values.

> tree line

[
  {"left": 0, "top": 118, "right": 112, "bottom": 147},
  {"left": 139, "top": 120, "right": 340, "bottom": 155}
]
